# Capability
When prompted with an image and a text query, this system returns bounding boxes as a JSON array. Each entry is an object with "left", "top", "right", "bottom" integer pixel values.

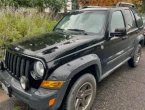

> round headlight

[
  {"left": 20, "top": 76, "right": 29, "bottom": 90},
  {"left": 34, "top": 61, "right": 44, "bottom": 78}
]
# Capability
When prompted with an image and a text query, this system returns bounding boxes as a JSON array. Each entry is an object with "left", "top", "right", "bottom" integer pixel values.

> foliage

[
  {"left": 45, "top": 0, "right": 65, "bottom": 13},
  {"left": 28, "top": 0, "right": 65, "bottom": 12},
  {"left": 142, "top": 0, "right": 145, "bottom": 13},
  {"left": 0, "top": 0, "right": 33, "bottom": 7},
  {"left": 136, "top": 3, "right": 145, "bottom": 13},
  {"left": 0, "top": 0, "right": 65, "bottom": 13},
  {"left": 13, "top": 106, "right": 21, "bottom": 110},
  {"left": 0, "top": 8, "right": 57, "bottom": 58}
]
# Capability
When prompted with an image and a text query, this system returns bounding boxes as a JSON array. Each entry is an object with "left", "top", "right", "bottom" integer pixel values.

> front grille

[{"left": 5, "top": 50, "right": 33, "bottom": 79}]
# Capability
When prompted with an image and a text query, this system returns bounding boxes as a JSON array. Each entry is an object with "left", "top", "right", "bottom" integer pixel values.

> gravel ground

[{"left": 1, "top": 48, "right": 145, "bottom": 110}]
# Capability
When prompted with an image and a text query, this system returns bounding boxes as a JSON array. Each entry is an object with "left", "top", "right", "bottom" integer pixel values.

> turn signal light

[
  {"left": 48, "top": 98, "right": 56, "bottom": 106},
  {"left": 40, "top": 80, "right": 64, "bottom": 89}
]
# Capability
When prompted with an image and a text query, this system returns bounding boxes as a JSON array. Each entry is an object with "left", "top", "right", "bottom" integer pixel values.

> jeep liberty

[{"left": 0, "top": 7, "right": 144, "bottom": 110}]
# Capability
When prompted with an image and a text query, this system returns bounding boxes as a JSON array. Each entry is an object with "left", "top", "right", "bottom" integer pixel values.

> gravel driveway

[{"left": 1, "top": 48, "right": 145, "bottom": 110}]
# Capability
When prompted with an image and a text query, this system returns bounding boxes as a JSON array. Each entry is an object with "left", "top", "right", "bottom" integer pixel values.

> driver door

[{"left": 102, "top": 10, "right": 129, "bottom": 74}]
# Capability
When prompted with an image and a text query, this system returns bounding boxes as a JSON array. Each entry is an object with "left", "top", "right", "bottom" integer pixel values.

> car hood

[{"left": 8, "top": 32, "right": 104, "bottom": 62}]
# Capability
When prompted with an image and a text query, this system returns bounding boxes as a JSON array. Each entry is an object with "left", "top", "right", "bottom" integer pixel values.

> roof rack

[
  {"left": 82, "top": 6, "right": 101, "bottom": 9},
  {"left": 116, "top": 2, "right": 135, "bottom": 8}
]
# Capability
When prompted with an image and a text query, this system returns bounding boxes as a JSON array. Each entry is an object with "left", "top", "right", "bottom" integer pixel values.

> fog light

[{"left": 20, "top": 76, "right": 29, "bottom": 90}]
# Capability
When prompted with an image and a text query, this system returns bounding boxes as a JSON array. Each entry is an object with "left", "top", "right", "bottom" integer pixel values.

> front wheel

[
  {"left": 128, "top": 44, "right": 142, "bottom": 67},
  {"left": 63, "top": 74, "right": 97, "bottom": 110}
]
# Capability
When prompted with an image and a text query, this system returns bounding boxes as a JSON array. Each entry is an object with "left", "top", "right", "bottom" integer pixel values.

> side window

[
  {"left": 134, "top": 12, "right": 143, "bottom": 28},
  {"left": 124, "top": 9, "right": 136, "bottom": 30},
  {"left": 110, "top": 11, "right": 125, "bottom": 32}
]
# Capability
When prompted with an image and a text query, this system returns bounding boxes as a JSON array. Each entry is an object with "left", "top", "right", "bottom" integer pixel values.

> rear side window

[
  {"left": 124, "top": 9, "right": 136, "bottom": 30},
  {"left": 134, "top": 12, "right": 143, "bottom": 28},
  {"left": 110, "top": 11, "right": 125, "bottom": 32}
]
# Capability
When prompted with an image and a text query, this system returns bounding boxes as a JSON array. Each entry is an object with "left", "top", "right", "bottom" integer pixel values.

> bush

[
  {"left": 0, "top": 0, "right": 65, "bottom": 13},
  {"left": 0, "top": 8, "right": 58, "bottom": 58}
]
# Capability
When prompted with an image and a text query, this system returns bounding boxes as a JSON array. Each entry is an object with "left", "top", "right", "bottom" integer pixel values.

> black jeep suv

[{"left": 0, "top": 7, "right": 144, "bottom": 110}]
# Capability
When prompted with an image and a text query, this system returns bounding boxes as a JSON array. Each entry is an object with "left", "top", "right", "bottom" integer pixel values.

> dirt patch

[
  {"left": 0, "top": 90, "right": 29, "bottom": 110},
  {"left": 0, "top": 97, "right": 29, "bottom": 110},
  {"left": 0, "top": 89, "right": 9, "bottom": 103}
]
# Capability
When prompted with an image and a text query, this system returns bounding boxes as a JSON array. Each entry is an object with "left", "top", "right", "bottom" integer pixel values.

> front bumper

[{"left": 0, "top": 70, "right": 64, "bottom": 110}]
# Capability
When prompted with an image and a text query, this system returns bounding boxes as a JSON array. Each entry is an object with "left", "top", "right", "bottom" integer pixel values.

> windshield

[{"left": 54, "top": 11, "right": 107, "bottom": 34}]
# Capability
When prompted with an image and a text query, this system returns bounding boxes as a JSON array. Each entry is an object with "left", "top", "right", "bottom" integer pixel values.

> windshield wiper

[
  {"left": 68, "top": 29, "right": 88, "bottom": 35},
  {"left": 55, "top": 28, "right": 64, "bottom": 32}
]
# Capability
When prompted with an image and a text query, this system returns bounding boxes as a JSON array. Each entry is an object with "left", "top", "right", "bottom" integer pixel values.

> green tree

[
  {"left": 0, "top": 0, "right": 33, "bottom": 8},
  {"left": 47, "top": 0, "right": 64, "bottom": 13},
  {"left": 0, "top": 0, "right": 65, "bottom": 13},
  {"left": 32, "top": 0, "right": 64, "bottom": 13},
  {"left": 143, "top": 0, "right": 145, "bottom": 13},
  {"left": 15, "top": 0, "right": 32, "bottom": 7}
]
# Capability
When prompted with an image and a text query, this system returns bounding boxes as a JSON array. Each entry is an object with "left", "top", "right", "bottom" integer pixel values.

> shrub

[
  {"left": 0, "top": 0, "right": 65, "bottom": 13},
  {"left": 0, "top": 8, "right": 58, "bottom": 58}
]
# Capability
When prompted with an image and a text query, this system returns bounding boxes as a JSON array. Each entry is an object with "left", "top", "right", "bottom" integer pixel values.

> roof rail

[
  {"left": 82, "top": 6, "right": 101, "bottom": 9},
  {"left": 116, "top": 2, "right": 135, "bottom": 8}
]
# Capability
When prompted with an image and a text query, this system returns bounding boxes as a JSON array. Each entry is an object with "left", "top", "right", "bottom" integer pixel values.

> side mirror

[{"left": 110, "top": 28, "right": 126, "bottom": 37}]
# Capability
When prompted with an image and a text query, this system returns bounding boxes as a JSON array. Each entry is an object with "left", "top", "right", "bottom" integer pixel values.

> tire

[
  {"left": 62, "top": 73, "right": 97, "bottom": 110},
  {"left": 128, "top": 44, "right": 142, "bottom": 67}
]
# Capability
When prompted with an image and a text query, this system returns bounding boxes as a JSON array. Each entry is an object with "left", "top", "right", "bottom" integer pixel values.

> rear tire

[
  {"left": 62, "top": 73, "right": 97, "bottom": 110},
  {"left": 128, "top": 44, "right": 141, "bottom": 67}
]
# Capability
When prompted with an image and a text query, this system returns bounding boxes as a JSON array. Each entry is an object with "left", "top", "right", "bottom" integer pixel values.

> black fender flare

[
  {"left": 130, "top": 34, "right": 144, "bottom": 57},
  {"left": 48, "top": 54, "right": 102, "bottom": 109},
  {"left": 135, "top": 34, "right": 144, "bottom": 46},
  {"left": 48, "top": 54, "right": 102, "bottom": 81}
]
